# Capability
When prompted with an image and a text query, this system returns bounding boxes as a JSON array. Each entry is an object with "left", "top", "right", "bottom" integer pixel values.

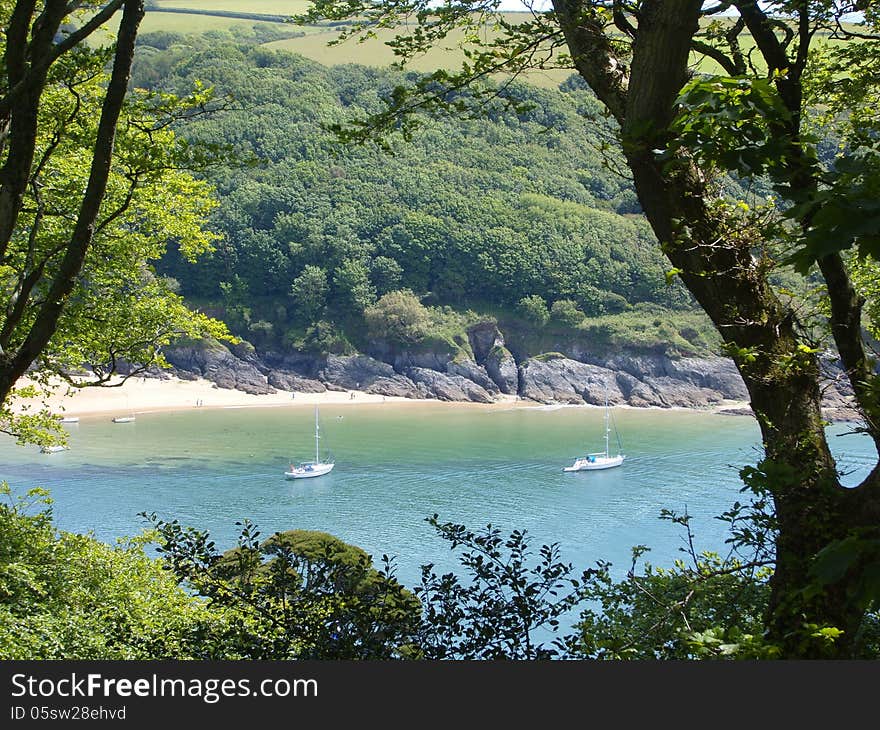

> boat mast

[
  {"left": 604, "top": 395, "right": 610, "bottom": 458},
  {"left": 315, "top": 405, "right": 320, "bottom": 463}
]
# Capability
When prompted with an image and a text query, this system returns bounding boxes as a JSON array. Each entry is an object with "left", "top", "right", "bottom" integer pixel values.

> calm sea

[{"left": 1, "top": 402, "right": 875, "bottom": 591}]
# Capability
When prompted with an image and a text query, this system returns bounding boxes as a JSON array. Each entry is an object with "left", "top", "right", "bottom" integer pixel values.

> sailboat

[
  {"left": 563, "top": 396, "right": 625, "bottom": 471},
  {"left": 112, "top": 395, "right": 135, "bottom": 423},
  {"left": 284, "top": 405, "right": 334, "bottom": 479}
]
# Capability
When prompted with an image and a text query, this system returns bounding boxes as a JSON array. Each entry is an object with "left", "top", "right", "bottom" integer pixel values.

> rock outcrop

[
  {"left": 163, "top": 341, "right": 275, "bottom": 395},
  {"left": 158, "top": 327, "right": 857, "bottom": 421}
]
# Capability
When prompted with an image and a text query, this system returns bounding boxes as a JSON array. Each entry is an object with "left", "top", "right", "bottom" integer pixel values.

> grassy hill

[{"left": 133, "top": 5, "right": 860, "bottom": 90}]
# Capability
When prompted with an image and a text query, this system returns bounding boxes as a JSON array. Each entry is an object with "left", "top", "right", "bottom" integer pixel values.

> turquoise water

[{"left": 0, "top": 403, "right": 876, "bottom": 591}]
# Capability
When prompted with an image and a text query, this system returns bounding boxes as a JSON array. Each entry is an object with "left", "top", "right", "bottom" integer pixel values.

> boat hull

[
  {"left": 563, "top": 455, "right": 625, "bottom": 472},
  {"left": 284, "top": 463, "right": 334, "bottom": 479}
]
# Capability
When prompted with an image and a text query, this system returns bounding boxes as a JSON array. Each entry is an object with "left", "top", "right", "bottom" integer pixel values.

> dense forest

[{"left": 131, "top": 32, "right": 711, "bottom": 355}]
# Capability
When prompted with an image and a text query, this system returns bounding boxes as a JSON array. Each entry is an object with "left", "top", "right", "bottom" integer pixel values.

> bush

[
  {"left": 550, "top": 299, "right": 585, "bottom": 327},
  {"left": 299, "top": 320, "right": 354, "bottom": 354},
  {"left": 364, "top": 289, "right": 432, "bottom": 344},
  {"left": 516, "top": 295, "right": 550, "bottom": 326}
]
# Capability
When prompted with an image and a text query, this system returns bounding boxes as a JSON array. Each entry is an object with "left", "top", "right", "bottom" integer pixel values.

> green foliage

[
  {"left": 332, "top": 257, "right": 377, "bottom": 315},
  {"left": 550, "top": 299, "right": 585, "bottom": 327},
  {"left": 516, "top": 294, "right": 550, "bottom": 327},
  {"left": 0, "top": 25, "right": 232, "bottom": 445},
  {"left": 371, "top": 255, "right": 404, "bottom": 295},
  {"left": 577, "top": 306, "right": 720, "bottom": 356},
  {"left": 669, "top": 74, "right": 796, "bottom": 179},
  {"left": 0, "top": 484, "right": 209, "bottom": 659},
  {"left": 570, "top": 506, "right": 775, "bottom": 659},
  {"left": 364, "top": 289, "right": 432, "bottom": 344},
  {"left": 811, "top": 528, "right": 880, "bottom": 616},
  {"left": 293, "top": 319, "right": 355, "bottom": 354},
  {"left": 146, "top": 514, "right": 421, "bottom": 659},
  {"left": 290, "top": 264, "right": 329, "bottom": 321},
  {"left": 414, "top": 516, "right": 592, "bottom": 659},
  {"left": 135, "top": 42, "right": 691, "bottom": 349}
]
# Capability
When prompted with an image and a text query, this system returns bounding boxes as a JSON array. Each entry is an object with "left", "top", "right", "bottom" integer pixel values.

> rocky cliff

[{"left": 157, "top": 322, "right": 858, "bottom": 420}]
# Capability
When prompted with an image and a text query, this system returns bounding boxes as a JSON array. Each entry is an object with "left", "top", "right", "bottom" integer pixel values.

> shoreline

[{"left": 14, "top": 374, "right": 755, "bottom": 420}]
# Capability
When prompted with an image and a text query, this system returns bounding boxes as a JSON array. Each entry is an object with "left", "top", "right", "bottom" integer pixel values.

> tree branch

[{"left": 0, "top": 0, "right": 145, "bottom": 403}]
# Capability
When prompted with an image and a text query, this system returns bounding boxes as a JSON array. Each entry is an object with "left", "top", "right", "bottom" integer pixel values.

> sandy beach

[
  {"left": 10, "top": 371, "right": 755, "bottom": 421},
  {"left": 13, "top": 374, "right": 529, "bottom": 419}
]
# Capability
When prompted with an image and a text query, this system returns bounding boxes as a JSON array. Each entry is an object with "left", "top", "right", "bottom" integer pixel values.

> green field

[
  {"left": 263, "top": 15, "right": 572, "bottom": 88},
  {"left": 139, "top": 0, "right": 308, "bottom": 33},
  {"left": 152, "top": 0, "right": 308, "bottom": 11},
  {"left": 128, "top": 5, "right": 860, "bottom": 88}
]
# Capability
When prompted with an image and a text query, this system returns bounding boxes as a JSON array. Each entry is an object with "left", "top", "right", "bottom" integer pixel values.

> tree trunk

[
  {"left": 0, "top": 0, "right": 145, "bottom": 403},
  {"left": 553, "top": 0, "right": 878, "bottom": 657}
]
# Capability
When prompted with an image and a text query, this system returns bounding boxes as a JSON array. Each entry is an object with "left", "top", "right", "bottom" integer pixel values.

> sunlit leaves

[
  {"left": 0, "top": 40, "right": 231, "bottom": 444},
  {"left": 669, "top": 74, "right": 799, "bottom": 179}
]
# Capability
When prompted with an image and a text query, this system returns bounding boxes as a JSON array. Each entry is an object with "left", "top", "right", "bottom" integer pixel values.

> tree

[
  {"left": 332, "top": 257, "right": 376, "bottom": 316},
  {"left": 371, "top": 255, "right": 404, "bottom": 295},
  {"left": 0, "top": 484, "right": 211, "bottom": 659},
  {"left": 0, "top": 1, "right": 229, "bottom": 445},
  {"left": 290, "top": 264, "right": 329, "bottom": 321},
  {"left": 145, "top": 515, "right": 422, "bottom": 659},
  {"left": 364, "top": 288, "right": 432, "bottom": 343},
  {"left": 298, "top": 1, "right": 880, "bottom": 657}
]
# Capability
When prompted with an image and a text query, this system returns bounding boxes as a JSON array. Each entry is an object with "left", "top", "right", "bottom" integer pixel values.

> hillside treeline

[{"left": 133, "top": 35, "right": 697, "bottom": 349}]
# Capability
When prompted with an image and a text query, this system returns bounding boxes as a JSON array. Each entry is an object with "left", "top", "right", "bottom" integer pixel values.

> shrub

[
  {"left": 516, "top": 295, "right": 550, "bottom": 326},
  {"left": 550, "top": 299, "right": 585, "bottom": 327},
  {"left": 364, "top": 289, "right": 432, "bottom": 344}
]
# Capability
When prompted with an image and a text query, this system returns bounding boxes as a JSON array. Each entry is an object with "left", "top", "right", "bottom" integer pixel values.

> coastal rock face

[
  {"left": 319, "top": 354, "right": 395, "bottom": 388},
  {"left": 819, "top": 354, "right": 859, "bottom": 421},
  {"left": 639, "top": 376, "right": 726, "bottom": 408},
  {"left": 164, "top": 341, "right": 274, "bottom": 395},
  {"left": 485, "top": 345, "right": 519, "bottom": 394},
  {"left": 267, "top": 371, "right": 326, "bottom": 393},
  {"left": 159, "top": 333, "right": 866, "bottom": 422},
  {"left": 262, "top": 351, "right": 324, "bottom": 379},
  {"left": 392, "top": 350, "right": 453, "bottom": 372},
  {"left": 314, "top": 355, "right": 421, "bottom": 398},
  {"left": 518, "top": 355, "right": 737, "bottom": 408},
  {"left": 467, "top": 321, "right": 504, "bottom": 363},
  {"left": 519, "top": 357, "right": 625, "bottom": 404},
  {"left": 662, "top": 356, "right": 749, "bottom": 400},
  {"left": 407, "top": 367, "right": 495, "bottom": 403},
  {"left": 446, "top": 358, "right": 499, "bottom": 394},
  {"left": 362, "top": 377, "right": 422, "bottom": 399}
]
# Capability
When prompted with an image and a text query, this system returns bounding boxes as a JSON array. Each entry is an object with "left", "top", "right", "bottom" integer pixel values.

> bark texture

[
  {"left": 551, "top": 0, "right": 880, "bottom": 657},
  {"left": 0, "top": 0, "right": 145, "bottom": 403}
]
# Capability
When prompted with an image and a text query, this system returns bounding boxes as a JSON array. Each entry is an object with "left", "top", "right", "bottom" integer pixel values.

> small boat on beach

[
  {"left": 285, "top": 405, "right": 334, "bottom": 480},
  {"left": 563, "top": 396, "right": 625, "bottom": 472},
  {"left": 112, "top": 415, "right": 135, "bottom": 423}
]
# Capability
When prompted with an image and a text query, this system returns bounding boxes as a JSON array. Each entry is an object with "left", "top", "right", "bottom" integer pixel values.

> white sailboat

[
  {"left": 563, "top": 396, "right": 625, "bottom": 472},
  {"left": 284, "top": 405, "right": 334, "bottom": 479},
  {"left": 112, "top": 396, "right": 135, "bottom": 423}
]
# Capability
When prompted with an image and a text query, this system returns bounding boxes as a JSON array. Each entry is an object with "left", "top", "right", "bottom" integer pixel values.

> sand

[
  {"left": 11, "top": 374, "right": 525, "bottom": 419},
  {"left": 10, "top": 373, "right": 752, "bottom": 420}
]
